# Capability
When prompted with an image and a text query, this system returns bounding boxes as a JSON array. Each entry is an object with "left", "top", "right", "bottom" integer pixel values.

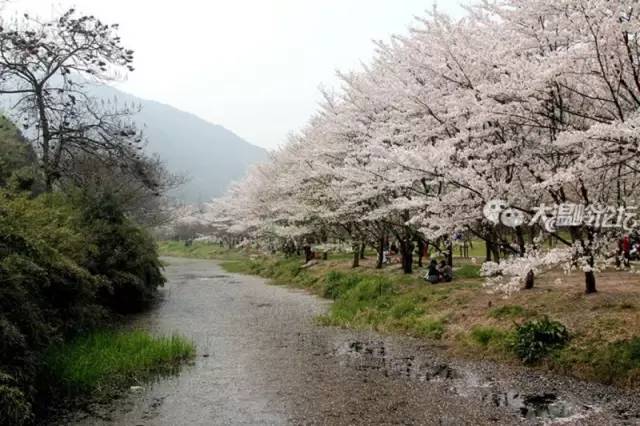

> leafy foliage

[
  {"left": 78, "top": 192, "right": 165, "bottom": 313},
  {"left": 0, "top": 373, "right": 32, "bottom": 426},
  {"left": 0, "top": 188, "right": 166, "bottom": 421},
  {"left": 514, "top": 318, "right": 570, "bottom": 363}
]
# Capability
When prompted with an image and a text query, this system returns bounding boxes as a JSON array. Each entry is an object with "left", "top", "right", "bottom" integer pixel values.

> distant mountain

[{"left": 90, "top": 85, "right": 269, "bottom": 203}]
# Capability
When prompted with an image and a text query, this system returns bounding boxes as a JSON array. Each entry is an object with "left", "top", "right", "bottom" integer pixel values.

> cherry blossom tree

[{"left": 206, "top": 0, "right": 640, "bottom": 294}]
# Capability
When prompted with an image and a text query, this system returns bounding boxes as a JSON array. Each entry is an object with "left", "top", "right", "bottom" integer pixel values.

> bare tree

[{"left": 0, "top": 8, "right": 138, "bottom": 190}]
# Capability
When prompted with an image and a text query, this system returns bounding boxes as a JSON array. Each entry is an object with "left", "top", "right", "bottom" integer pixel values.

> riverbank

[{"left": 159, "top": 241, "right": 640, "bottom": 388}]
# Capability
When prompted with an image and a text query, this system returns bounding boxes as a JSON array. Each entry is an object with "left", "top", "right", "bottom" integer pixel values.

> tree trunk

[
  {"left": 446, "top": 239, "right": 453, "bottom": 267},
  {"left": 35, "top": 86, "right": 54, "bottom": 191},
  {"left": 360, "top": 242, "right": 366, "bottom": 260},
  {"left": 485, "top": 239, "right": 492, "bottom": 262},
  {"left": 516, "top": 226, "right": 526, "bottom": 257},
  {"left": 585, "top": 271, "right": 597, "bottom": 294},
  {"left": 489, "top": 236, "right": 500, "bottom": 264},
  {"left": 376, "top": 236, "right": 384, "bottom": 269},
  {"left": 352, "top": 243, "right": 360, "bottom": 268},
  {"left": 524, "top": 270, "right": 534, "bottom": 290},
  {"left": 400, "top": 239, "right": 413, "bottom": 274}
]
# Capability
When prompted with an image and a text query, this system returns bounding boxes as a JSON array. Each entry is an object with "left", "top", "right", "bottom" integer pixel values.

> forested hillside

[{"left": 89, "top": 85, "right": 268, "bottom": 202}]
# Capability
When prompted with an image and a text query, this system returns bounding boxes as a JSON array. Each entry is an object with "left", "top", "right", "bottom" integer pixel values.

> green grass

[
  {"left": 44, "top": 330, "right": 195, "bottom": 395},
  {"left": 159, "top": 240, "right": 245, "bottom": 261},
  {"left": 455, "top": 264, "right": 481, "bottom": 279},
  {"left": 488, "top": 305, "right": 534, "bottom": 319},
  {"left": 555, "top": 337, "right": 640, "bottom": 386},
  {"left": 469, "top": 326, "right": 512, "bottom": 349}
]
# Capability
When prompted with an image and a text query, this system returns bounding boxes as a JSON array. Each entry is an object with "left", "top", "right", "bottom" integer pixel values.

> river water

[{"left": 55, "top": 257, "right": 640, "bottom": 425}]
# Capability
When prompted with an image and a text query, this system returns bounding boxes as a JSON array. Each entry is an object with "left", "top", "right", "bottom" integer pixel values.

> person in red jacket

[{"left": 623, "top": 235, "right": 632, "bottom": 267}]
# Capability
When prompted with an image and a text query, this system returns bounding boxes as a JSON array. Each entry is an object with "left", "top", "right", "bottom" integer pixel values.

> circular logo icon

[
  {"left": 483, "top": 199, "right": 508, "bottom": 224},
  {"left": 500, "top": 208, "right": 525, "bottom": 228}
]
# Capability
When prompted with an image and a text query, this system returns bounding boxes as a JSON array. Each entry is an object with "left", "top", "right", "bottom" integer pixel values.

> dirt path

[{"left": 58, "top": 257, "right": 640, "bottom": 425}]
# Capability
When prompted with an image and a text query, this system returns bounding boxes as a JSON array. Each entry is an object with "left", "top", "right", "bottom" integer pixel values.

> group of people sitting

[{"left": 424, "top": 259, "right": 453, "bottom": 284}]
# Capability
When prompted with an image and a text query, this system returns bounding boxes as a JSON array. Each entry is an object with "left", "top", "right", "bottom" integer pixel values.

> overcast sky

[{"left": 10, "top": 0, "right": 468, "bottom": 150}]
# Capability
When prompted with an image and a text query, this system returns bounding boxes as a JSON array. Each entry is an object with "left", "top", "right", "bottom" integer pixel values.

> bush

[
  {"left": 0, "top": 378, "right": 32, "bottom": 426},
  {"left": 0, "top": 188, "right": 168, "bottom": 422},
  {"left": 0, "top": 192, "right": 104, "bottom": 423},
  {"left": 514, "top": 317, "right": 570, "bottom": 363},
  {"left": 78, "top": 192, "right": 166, "bottom": 313}
]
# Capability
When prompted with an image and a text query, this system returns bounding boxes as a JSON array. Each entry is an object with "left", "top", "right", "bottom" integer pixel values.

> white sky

[{"left": 10, "top": 0, "right": 468, "bottom": 149}]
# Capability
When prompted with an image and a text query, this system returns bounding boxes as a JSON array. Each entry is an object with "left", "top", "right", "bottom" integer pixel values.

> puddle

[
  {"left": 482, "top": 391, "right": 576, "bottom": 420},
  {"left": 614, "top": 406, "right": 640, "bottom": 421},
  {"left": 181, "top": 274, "right": 230, "bottom": 281},
  {"left": 197, "top": 275, "right": 230, "bottom": 280},
  {"left": 338, "top": 340, "right": 581, "bottom": 422}
]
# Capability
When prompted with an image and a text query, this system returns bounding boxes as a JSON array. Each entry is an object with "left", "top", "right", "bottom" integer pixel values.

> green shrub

[
  {"left": 0, "top": 188, "right": 168, "bottom": 422},
  {"left": 0, "top": 194, "right": 103, "bottom": 405},
  {"left": 0, "top": 373, "right": 32, "bottom": 426},
  {"left": 78, "top": 192, "right": 166, "bottom": 313},
  {"left": 514, "top": 317, "right": 570, "bottom": 363}
]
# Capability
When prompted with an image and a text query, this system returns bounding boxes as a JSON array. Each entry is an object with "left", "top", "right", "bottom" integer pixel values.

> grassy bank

[
  {"left": 160, "top": 241, "right": 640, "bottom": 387},
  {"left": 43, "top": 330, "right": 195, "bottom": 397}
]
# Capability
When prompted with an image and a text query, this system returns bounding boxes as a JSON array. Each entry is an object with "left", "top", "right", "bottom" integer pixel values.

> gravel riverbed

[{"left": 56, "top": 257, "right": 640, "bottom": 425}]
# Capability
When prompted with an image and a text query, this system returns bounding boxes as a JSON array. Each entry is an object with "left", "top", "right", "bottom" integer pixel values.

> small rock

[{"left": 130, "top": 386, "right": 145, "bottom": 392}]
